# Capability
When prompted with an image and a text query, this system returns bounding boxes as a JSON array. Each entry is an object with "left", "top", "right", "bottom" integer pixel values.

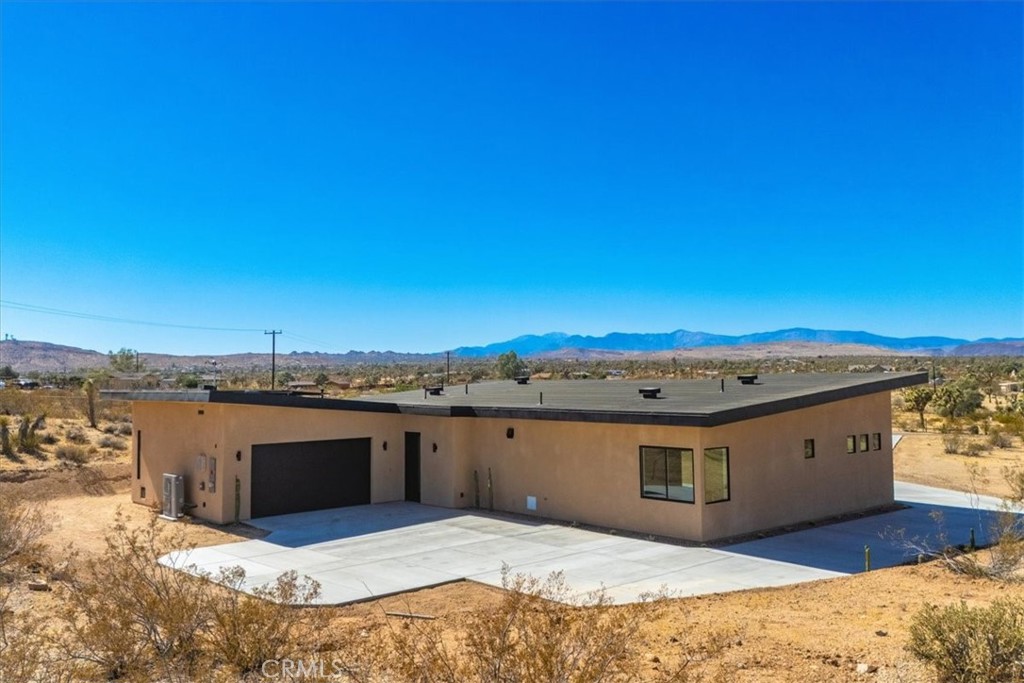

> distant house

[
  {"left": 110, "top": 371, "right": 926, "bottom": 543},
  {"left": 108, "top": 373, "right": 162, "bottom": 391},
  {"left": 847, "top": 364, "right": 894, "bottom": 373},
  {"left": 999, "top": 381, "right": 1021, "bottom": 395},
  {"left": 286, "top": 381, "right": 321, "bottom": 393}
]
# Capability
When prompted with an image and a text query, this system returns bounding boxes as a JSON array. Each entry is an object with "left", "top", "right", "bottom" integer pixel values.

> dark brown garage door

[{"left": 251, "top": 438, "right": 371, "bottom": 518}]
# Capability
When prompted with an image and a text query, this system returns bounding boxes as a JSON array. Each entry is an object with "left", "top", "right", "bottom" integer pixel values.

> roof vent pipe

[
  {"left": 639, "top": 387, "right": 662, "bottom": 399},
  {"left": 721, "top": 379, "right": 725, "bottom": 392}
]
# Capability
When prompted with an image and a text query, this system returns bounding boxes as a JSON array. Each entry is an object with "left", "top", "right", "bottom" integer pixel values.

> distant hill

[
  {"left": 0, "top": 341, "right": 108, "bottom": 373},
  {"left": 0, "top": 340, "right": 442, "bottom": 374},
  {"left": 2, "top": 326, "right": 1022, "bottom": 374},
  {"left": 453, "top": 328, "right": 1024, "bottom": 358}
]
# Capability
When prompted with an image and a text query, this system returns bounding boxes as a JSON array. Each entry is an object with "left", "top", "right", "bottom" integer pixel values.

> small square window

[
  {"left": 847, "top": 435, "right": 857, "bottom": 454},
  {"left": 872, "top": 433, "right": 882, "bottom": 451},
  {"left": 804, "top": 438, "right": 815, "bottom": 459},
  {"left": 859, "top": 434, "right": 870, "bottom": 452}
]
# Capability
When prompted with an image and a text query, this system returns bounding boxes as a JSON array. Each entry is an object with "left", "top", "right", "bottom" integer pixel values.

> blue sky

[{"left": 1, "top": 1, "right": 1021, "bottom": 355}]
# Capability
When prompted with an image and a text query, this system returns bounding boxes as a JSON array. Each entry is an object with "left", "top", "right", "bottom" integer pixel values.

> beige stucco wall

[
  {"left": 457, "top": 418, "right": 705, "bottom": 540},
  {"left": 697, "top": 392, "right": 894, "bottom": 540},
  {"left": 131, "top": 403, "right": 459, "bottom": 523},
  {"left": 130, "top": 390, "right": 894, "bottom": 541}
]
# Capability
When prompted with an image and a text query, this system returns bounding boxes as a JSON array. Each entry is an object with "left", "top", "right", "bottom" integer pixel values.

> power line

[
  {"left": 0, "top": 299, "right": 265, "bottom": 333},
  {"left": 281, "top": 331, "right": 346, "bottom": 352}
]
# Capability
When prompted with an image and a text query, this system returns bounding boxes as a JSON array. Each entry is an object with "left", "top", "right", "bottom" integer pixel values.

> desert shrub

[
  {"left": 13, "top": 414, "right": 45, "bottom": 454},
  {"left": 962, "top": 442, "right": 985, "bottom": 457},
  {"left": 65, "top": 425, "right": 88, "bottom": 444},
  {"left": 943, "top": 434, "right": 964, "bottom": 455},
  {"left": 40, "top": 432, "right": 58, "bottom": 445},
  {"left": 909, "top": 599, "right": 1024, "bottom": 683},
  {"left": 52, "top": 513, "right": 212, "bottom": 681},
  {"left": 116, "top": 421, "right": 134, "bottom": 436},
  {"left": 988, "top": 430, "right": 1014, "bottom": 449},
  {"left": 935, "top": 380, "right": 985, "bottom": 419},
  {"left": 0, "top": 495, "right": 49, "bottom": 574},
  {"left": 102, "top": 423, "right": 117, "bottom": 435},
  {"left": 384, "top": 567, "right": 693, "bottom": 683},
  {"left": 97, "top": 435, "right": 126, "bottom": 451},
  {"left": 205, "top": 567, "right": 327, "bottom": 676},
  {"left": 52, "top": 512, "right": 331, "bottom": 682},
  {"left": 994, "top": 412, "right": 1024, "bottom": 439},
  {"left": 55, "top": 444, "right": 88, "bottom": 465},
  {"left": 895, "top": 467, "right": 1024, "bottom": 579},
  {"left": 0, "top": 418, "right": 12, "bottom": 458}
]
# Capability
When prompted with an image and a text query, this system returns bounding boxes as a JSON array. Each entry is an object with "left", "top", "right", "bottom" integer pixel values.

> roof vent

[
  {"left": 639, "top": 387, "right": 662, "bottom": 399},
  {"left": 737, "top": 374, "right": 758, "bottom": 385},
  {"left": 514, "top": 375, "right": 530, "bottom": 385},
  {"left": 425, "top": 385, "right": 444, "bottom": 397}
]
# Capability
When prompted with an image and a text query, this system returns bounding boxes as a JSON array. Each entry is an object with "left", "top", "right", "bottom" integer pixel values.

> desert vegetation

[{"left": 2, "top": 356, "right": 1024, "bottom": 681}]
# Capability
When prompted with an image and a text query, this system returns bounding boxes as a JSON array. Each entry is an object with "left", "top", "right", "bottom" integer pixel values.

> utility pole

[
  {"left": 446, "top": 351, "right": 451, "bottom": 386},
  {"left": 265, "top": 330, "right": 281, "bottom": 390}
]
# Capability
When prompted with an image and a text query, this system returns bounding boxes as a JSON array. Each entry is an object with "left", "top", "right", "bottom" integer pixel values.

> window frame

[
  {"left": 847, "top": 435, "right": 857, "bottom": 454},
  {"left": 804, "top": 438, "right": 815, "bottom": 459},
  {"left": 703, "top": 446, "right": 731, "bottom": 504},
  {"left": 871, "top": 433, "right": 882, "bottom": 451},
  {"left": 859, "top": 434, "right": 870, "bottom": 452},
  {"left": 639, "top": 445, "right": 695, "bottom": 504}
]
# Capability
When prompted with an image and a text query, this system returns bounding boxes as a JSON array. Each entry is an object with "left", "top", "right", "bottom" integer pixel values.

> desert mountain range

[{"left": 1, "top": 327, "right": 1022, "bottom": 374}]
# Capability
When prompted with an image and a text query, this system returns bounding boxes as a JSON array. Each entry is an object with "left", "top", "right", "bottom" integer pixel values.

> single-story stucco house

[{"left": 108, "top": 371, "right": 927, "bottom": 542}]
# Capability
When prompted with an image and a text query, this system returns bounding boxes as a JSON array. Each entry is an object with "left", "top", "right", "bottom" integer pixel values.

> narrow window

[
  {"left": 859, "top": 434, "right": 870, "bottom": 452},
  {"left": 136, "top": 430, "right": 142, "bottom": 479},
  {"left": 872, "top": 433, "right": 882, "bottom": 451},
  {"left": 640, "top": 446, "right": 694, "bottom": 503},
  {"left": 804, "top": 438, "right": 815, "bottom": 459},
  {"left": 847, "top": 435, "right": 857, "bottom": 454},
  {"left": 704, "top": 447, "right": 730, "bottom": 503}
]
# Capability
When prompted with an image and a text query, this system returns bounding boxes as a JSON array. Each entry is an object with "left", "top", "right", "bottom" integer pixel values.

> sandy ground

[
  {"left": 2, "top": 414, "right": 1023, "bottom": 682},
  {"left": 893, "top": 432, "right": 1021, "bottom": 499}
]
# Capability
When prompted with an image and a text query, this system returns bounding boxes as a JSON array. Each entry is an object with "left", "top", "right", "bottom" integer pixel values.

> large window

[
  {"left": 640, "top": 446, "right": 694, "bottom": 503},
  {"left": 704, "top": 447, "right": 730, "bottom": 503}
]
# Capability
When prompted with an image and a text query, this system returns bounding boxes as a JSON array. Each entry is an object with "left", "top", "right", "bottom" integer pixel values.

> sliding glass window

[{"left": 640, "top": 446, "right": 694, "bottom": 503}]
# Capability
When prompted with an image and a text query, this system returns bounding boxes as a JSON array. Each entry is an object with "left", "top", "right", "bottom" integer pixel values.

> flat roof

[{"left": 108, "top": 371, "right": 927, "bottom": 427}]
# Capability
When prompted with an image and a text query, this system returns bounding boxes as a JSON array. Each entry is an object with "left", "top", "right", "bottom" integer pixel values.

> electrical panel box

[{"left": 161, "top": 473, "right": 184, "bottom": 520}]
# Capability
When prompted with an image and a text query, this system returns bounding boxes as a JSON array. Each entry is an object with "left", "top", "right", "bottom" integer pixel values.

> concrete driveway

[
  {"left": 165, "top": 503, "right": 842, "bottom": 604},
  {"left": 163, "top": 480, "right": 1016, "bottom": 605}
]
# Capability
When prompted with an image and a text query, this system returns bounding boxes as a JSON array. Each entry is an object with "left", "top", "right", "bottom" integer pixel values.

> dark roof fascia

[{"left": 101, "top": 390, "right": 211, "bottom": 403}]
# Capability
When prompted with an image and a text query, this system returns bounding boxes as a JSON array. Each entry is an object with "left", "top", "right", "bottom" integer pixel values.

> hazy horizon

[{"left": 2, "top": 2, "right": 1021, "bottom": 356}]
